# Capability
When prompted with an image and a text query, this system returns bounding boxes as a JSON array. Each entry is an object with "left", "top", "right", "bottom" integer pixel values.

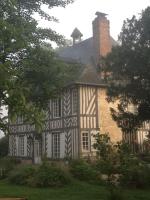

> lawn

[{"left": 0, "top": 181, "right": 150, "bottom": 200}]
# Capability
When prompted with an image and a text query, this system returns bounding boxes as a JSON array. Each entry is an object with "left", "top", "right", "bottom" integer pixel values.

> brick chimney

[{"left": 92, "top": 12, "right": 112, "bottom": 63}]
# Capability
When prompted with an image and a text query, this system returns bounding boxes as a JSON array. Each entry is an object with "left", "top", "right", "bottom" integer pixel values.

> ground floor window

[
  {"left": 82, "top": 132, "right": 89, "bottom": 151},
  {"left": 52, "top": 133, "right": 60, "bottom": 158},
  {"left": 18, "top": 136, "right": 24, "bottom": 156}
]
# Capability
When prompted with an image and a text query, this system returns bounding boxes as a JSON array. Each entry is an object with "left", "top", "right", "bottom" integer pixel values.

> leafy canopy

[
  {"left": 103, "top": 7, "right": 150, "bottom": 132},
  {"left": 0, "top": 0, "right": 75, "bottom": 133}
]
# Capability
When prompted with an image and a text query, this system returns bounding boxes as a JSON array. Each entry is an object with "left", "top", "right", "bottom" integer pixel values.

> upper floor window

[
  {"left": 72, "top": 89, "right": 78, "bottom": 114},
  {"left": 53, "top": 98, "right": 61, "bottom": 118}
]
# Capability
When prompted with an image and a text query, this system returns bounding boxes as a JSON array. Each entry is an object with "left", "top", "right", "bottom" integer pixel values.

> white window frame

[
  {"left": 72, "top": 89, "right": 78, "bottom": 115},
  {"left": 52, "top": 133, "right": 60, "bottom": 159},
  {"left": 52, "top": 98, "right": 62, "bottom": 118},
  {"left": 82, "top": 131, "right": 90, "bottom": 152},
  {"left": 18, "top": 136, "right": 24, "bottom": 156}
]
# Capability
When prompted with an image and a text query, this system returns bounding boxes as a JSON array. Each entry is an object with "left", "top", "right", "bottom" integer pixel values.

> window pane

[
  {"left": 53, "top": 98, "right": 61, "bottom": 118},
  {"left": 52, "top": 133, "right": 60, "bottom": 158},
  {"left": 82, "top": 132, "right": 89, "bottom": 151},
  {"left": 72, "top": 89, "right": 77, "bottom": 114},
  {"left": 19, "top": 136, "right": 24, "bottom": 156}
]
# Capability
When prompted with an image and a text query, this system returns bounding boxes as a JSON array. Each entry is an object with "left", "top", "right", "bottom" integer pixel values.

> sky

[{"left": 38, "top": 0, "right": 150, "bottom": 43}]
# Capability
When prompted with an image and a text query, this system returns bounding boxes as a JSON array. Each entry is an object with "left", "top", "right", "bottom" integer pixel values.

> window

[
  {"left": 52, "top": 133, "right": 60, "bottom": 158},
  {"left": 53, "top": 98, "right": 61, "bottom": 118},
  {"left": 18, "top": 136, "right": 24, "bottom": 156},
  {"left": 72, "top": 89, "right": 78, "bottom": 114},
  {"left": 82, "top": 132, "right": 89, "bottom": 151}
]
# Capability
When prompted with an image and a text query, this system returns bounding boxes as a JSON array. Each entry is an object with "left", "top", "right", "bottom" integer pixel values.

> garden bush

[
  {"left": 29, "top": 162, "right": 71, "bottom": 187},
  {"left": 139, "top": 153, "right": 150, "bottom": 163},
  {"left": 120, "top": 162, "right": 150, "bottom": 188},
  {"left": 95, "top": 159, "right": 119, "bottom": 175},
  {"left": 0, "top": 157, "right": 20, "bottom": 179},
  {"left": 8, "top": 165, "right": 36, "bottom": 185},
  {"left": 107, "top": 186, "right": 124, "bottom": 200},
  {"left": 69, "top": 159, "right": 100, "bottom": 182},
  {"left": 8, "top": 162, "right": 71, "bottom": 187}
]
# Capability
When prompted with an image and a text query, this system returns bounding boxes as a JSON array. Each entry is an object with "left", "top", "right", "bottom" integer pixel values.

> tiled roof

[
  {"left": 58, "top": 37, "right": 95, "bottom": 65},
  {"left": 57, "top": 36, "right": 117, "bottom": 86}
]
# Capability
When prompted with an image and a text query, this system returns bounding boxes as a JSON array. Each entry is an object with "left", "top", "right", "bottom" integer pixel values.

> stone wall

[{"left": 98, "top": 88, "right": 122, "bottom": 143}]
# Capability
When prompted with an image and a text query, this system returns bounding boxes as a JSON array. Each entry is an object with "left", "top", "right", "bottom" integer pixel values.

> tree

[
  {"left": 0, "top": 0, "right": 75, "bottom": 132},
  {"left": 103, "top": 7, "right": 150, "bottom": 132}
]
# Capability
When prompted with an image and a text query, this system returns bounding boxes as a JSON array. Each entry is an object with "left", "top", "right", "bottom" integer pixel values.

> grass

[
  {"left": 0, "top": 181, "right": 150, "bottom": 200},
  {"left": 0, "top": 180, "right": 106, "bottom": 200}
]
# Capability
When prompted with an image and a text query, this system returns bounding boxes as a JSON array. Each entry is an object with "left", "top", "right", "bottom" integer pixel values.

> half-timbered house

[{"left": 9, "top": 12, "right": 148, "bottom": 163}]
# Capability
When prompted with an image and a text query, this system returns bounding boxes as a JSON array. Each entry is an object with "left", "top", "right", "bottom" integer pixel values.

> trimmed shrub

[
  {"left": 29, "top": 162, "right": 71, "bottom": 187},
  {"left": 69, "top": 159, "right": 100, "bottom": 182},
  {"left": 8, "top": 165, "right": 36, "bottom": 185}
]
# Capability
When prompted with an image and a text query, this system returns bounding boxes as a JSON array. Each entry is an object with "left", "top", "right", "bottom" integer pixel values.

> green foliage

[
  {"left": 108, "top": 186, "right": 124, "bottom": 200},
  {"left": 0, "top": 0, "right": 75, "bottom": 132},
  {"left": 1, "top": 180, "right": 150, "bottom": 200},
  {"left": 95, "top": 159, "right": 118, "bottom": 178},
  {"left": 120, "top": 162, "right": 150, "bottom": 188},
  {"left": 93, "top": 133, "right": 119, "bottom": 178},
  {"left": 116, "top": 141, "right": 150, "bottom": 189},
  {"left": 0, "top": 157, "right": 20, "bottom": 179},
  {"left": 93, "top": 133, "right": 113, "bottom": 160},
  {"left": 103, "top": 7, "right": 150, "bottom": 131},
  {"left": 93, "top": 133, "right": 150, "bottom": 189},
  {"left": 8, "top": 162, "right": 71, "bottom": 187},
  {"left": 139, "top": 153, "right": 150, "bottom": 163},
  {"left": 115, "top": 141, "right": 132, "bottom": 170},
  {"left": 0, "top": 136, "right": 8, "bottom": 158},
  {"left": 31, "top": 162, "right": 71, "bottom": 187},
  {"left": 8, "top": 165, "right": 36, "bottom": 185},
  {"left": 69, "top": 159, "right": 100, "bottom": 182}
]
